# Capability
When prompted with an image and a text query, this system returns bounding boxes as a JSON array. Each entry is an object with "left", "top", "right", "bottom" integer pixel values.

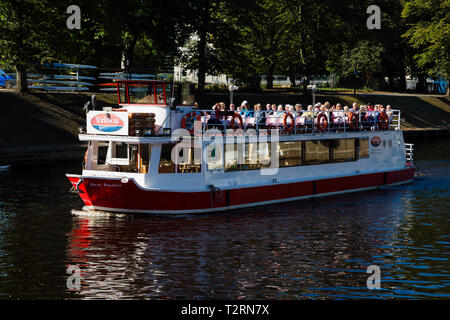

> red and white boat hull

[{"left": 67, "top": 167, "right": 414, "bottom": 214}]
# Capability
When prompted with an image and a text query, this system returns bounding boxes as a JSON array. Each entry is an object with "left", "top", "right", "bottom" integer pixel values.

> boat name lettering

[
  {"left": 89, "top": 183, "right": 122, "bottom": 188},
  {"left": 103, "top": 183, "right": 122, "bottom": 188}
]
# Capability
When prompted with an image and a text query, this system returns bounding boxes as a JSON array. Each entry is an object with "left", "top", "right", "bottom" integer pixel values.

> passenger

[
  {"left": 219, "top": 102, "right": 226, "bottom": 111},
  {"left": 271, "top": 104, "right": 277, "bottom": 114},
  {"left": 303, "top": 105, "right": 314, "bottom": 119},
  {"left": 294, "top": 104, "right": 303, "bottom": 117},
  {"left": 386, "top": 105, "right": 393, "bottom": 122},
  {"left": 255, "top": 104, "right": 265, "bottom": 126},
  {"left": 240, "top": 101, "right": 248, "bottom": 116},
  {"left": 360, "top": 105, "right": 370, "bottom": 131},
  {"left": 276, "top": 105, "right": 284, "bottom": 117},
  {"left": 343, "top": 106, "right": 350, "bottom": 118},
  {"left": 208, "top": 104, "right": 222, "bottom": 128},
  {"left": 229, "top": 104, "right": 235, "bottom": 111},
  {"left": 332, "top": 104, "right": 343, "bottom": 129},
  {"left": 265, "top": 104, "right": 272, "bottom": 115},
  {"left": 244, "top": 104, "right": 257, "bottom": 117}
]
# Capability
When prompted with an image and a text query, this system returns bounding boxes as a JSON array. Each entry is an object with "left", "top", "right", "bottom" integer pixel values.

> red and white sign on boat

[
  {"left": 67, "top": 80, "right": 415, "bottom": 215},
  {"left": 87, "top": 110, "right": 129, "bottom": 135}
]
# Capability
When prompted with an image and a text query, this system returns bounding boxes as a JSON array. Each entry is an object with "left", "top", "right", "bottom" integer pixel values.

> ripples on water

[{"left": 0, "top": 139, "right": 448, "bottom": 299}]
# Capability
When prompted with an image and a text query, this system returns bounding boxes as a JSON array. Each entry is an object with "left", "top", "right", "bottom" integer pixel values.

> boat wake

[{"left": 71, "top": 208, "right": 128, "bottom": 218}]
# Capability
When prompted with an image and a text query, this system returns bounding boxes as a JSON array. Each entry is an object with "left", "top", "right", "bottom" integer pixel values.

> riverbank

[{"left": 1, "top": 90, "right": 448, "bottom": 166}]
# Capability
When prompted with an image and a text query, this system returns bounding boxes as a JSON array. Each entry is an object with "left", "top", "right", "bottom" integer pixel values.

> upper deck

[{"left": 83, "top": 79, "right": 403, "bottom": 140}]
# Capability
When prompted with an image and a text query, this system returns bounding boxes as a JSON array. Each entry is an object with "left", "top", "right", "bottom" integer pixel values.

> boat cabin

[{"left": 115, "top": 79, "right": 196, "bottom": 107}]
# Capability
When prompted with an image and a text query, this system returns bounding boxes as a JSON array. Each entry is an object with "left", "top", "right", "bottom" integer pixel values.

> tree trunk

[
  {"left": 15, "top": 64, "right": 28, "bottom": 93},
  {"left": 398, "top": 64, "right": 407, "bottom": 92},
  {"left": 122, "top": 35, "right": 137, "bottom": 74},
  {"left": 266, "top": 64, "right": 275, "bottom": 89},
  {"left": 416, "top": 74, "right": 427, "bottom": 93},
  {"left": 196, "top": 5, "right": 210, "bottom": 95},
  {"left": 289, "top": 68, "right": 296, "bottom": 87}
]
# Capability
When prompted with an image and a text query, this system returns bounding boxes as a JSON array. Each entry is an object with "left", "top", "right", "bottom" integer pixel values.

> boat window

[
  {"left": 118, "top": 83, "right": 127, "bottom": 103},
  {"left": 304, "top": 140, "right": 330, "bottom": 165},
  {"left": 224, "top": 141, "right": 239, "bottom": 172},
  {"left": 97, "top": 144, "right": 108, "bottom": 165},
  {"left": 105, "top": 142, "right": 139, "bottom": 172},
  {"left": 155, "top": 83, "right": 166, "bottom": 104},
  {"left": 177, "top": 147, "right": 201, "bottom": 173},
  {"left": 279, "top": 141, "right": 302, "bottom": 167},
  {"left": 159, "top": 143, "right": 175, "bottom": 173},
  {"left": 260, "top": 142, "right": 272, "bottom": 169},
  {"left": 331, "top": 139, "right": 356, "bottom": 163},
  {"left": 206, "top": 143, "right": 223, "bottom": 171},
  {"left": 138, "top": 144, "right": 151, "bottom": 174},
  {"left": 115, "top": 143, "right": 128, "bottom": 159},
  {"left": 358, "top": 138, "right": 370, "bottom": 159},
  {"left": 128, "top": 83, "right": 156, "bottom": 104},
  {"left": 242, "top": 142, "right": 260, "bottom": 170},
  {"left": 225, "top": 141, "right": 261, "bottom": 171},
  {"left": 165, "top": 83, "right": 172, "bottom": 101}
]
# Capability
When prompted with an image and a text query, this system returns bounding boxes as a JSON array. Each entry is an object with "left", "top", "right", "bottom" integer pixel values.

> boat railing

[
  {"left": 405, "top": 143, "right": 414, "bottom": 164},
  {"left": 192, "top": 109, "right": 401, "bottom": 135}
]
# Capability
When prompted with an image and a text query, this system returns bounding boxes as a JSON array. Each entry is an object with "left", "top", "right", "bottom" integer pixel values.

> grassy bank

[{"left": 0, "top": 90, "right": 118, "bottom": 147}]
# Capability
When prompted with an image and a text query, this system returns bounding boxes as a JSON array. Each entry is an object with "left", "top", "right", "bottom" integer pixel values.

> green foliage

[
  {"left": 402, "top": 0, "right": 450, "bottom": 80},
  {"left": 0, "top": 0, "right": 448, "bottom": 93},
  {"left": 340, "top": 40, "right": 385, "bottom": 85}
]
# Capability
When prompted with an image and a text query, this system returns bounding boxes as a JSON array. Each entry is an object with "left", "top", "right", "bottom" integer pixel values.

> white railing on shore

[{"left": 192, "top": 109, "right": 401, "bottom": 135}]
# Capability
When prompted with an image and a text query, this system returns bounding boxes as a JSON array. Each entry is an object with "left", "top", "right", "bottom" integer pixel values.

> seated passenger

[
  {"left": 333, "top": 105, "right": 344, "bottom": 126},
  {"left": 294, "top": 104, "right": 303, "bottom": 117},
  {"left": 360, "top": 106, "right": 370, "bottom": 130},
  {"left": 276, "top": 105, "right": 285, "bottom": 117},
  {"left": 303, "top": 105, "right": 314, "bottom": 120},
  {"left": 208, "top": 104, "right": 222, "bottom": 127},
  {"left": 386, "top": 105, "right": 393, "bottom": 122}
]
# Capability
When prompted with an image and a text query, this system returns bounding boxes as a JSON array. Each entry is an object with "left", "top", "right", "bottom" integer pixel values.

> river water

[{"left": 0, "top": 139, "right": 448, "bottom": 300}]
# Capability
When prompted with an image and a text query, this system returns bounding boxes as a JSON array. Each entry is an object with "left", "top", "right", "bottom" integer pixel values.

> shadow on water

[{"left": 0, "top": 139, "right": 449, "bottom": 299}]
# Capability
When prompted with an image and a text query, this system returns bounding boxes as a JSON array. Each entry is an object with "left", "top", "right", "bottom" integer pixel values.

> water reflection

[{"left": 0, "top": 138, "right": 449, "bottom": 299}]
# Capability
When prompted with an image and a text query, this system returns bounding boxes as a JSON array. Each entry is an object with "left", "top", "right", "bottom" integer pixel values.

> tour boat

[{"left": 67, "top": 79, "right": 415, "bottom": 214}]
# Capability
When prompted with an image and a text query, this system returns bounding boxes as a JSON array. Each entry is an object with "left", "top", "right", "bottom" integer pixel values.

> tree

[
  {"left": 0, "top": 0, "right": 66, "bottom": 92},
  {"left": 340, "top": 40, "right": 385, "bottom": 89},
  {"left": 402, "top": 0, "right": 450, "bottom": 95}
]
